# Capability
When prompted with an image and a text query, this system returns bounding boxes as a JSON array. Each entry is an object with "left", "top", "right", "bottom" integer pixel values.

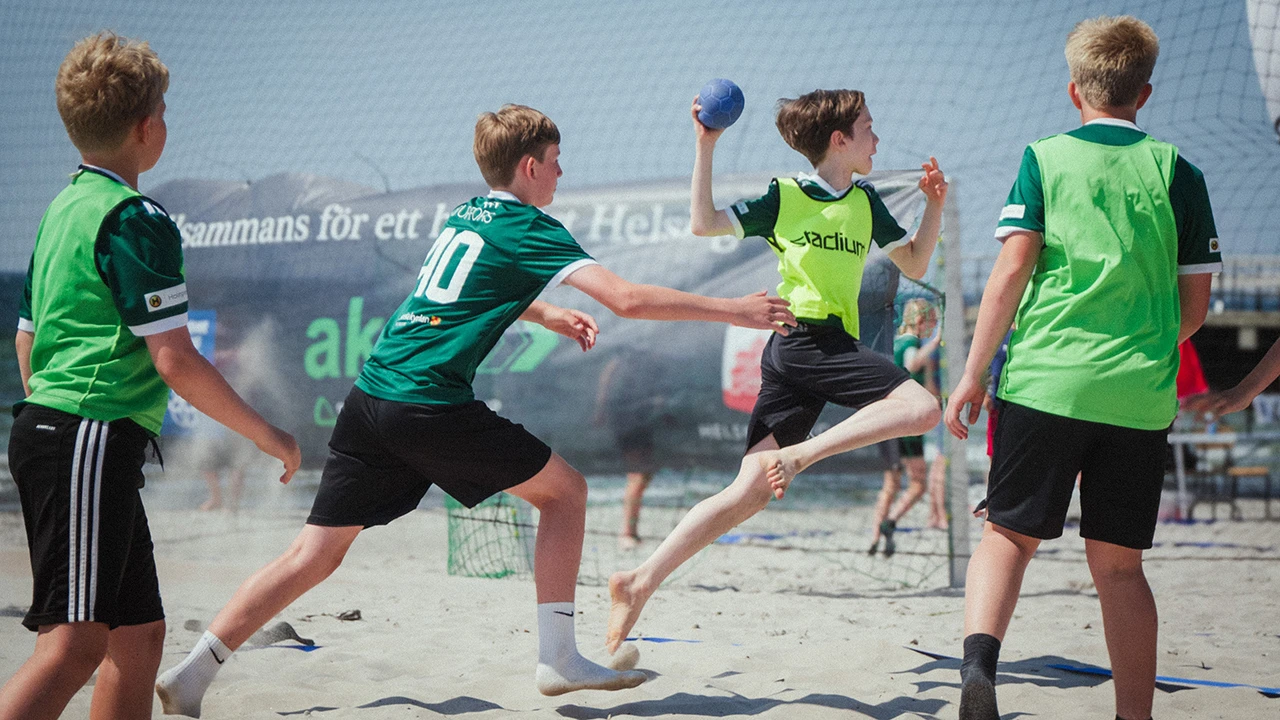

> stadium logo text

[{"left": 790, "top": 230, "right": 866, "bottom": 255}]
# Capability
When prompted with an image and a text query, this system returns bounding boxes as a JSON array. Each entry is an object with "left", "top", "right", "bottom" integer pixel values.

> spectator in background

[{"left": 868, "top": 299, "right": 942, "bottom": 556}]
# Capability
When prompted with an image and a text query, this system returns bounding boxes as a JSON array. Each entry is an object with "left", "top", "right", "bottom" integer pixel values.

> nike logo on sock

[
  {"left": 554, "top": 611, "right": 575, "bottom": 618},
  {"left": 209, "top": 647, "right": 226, "bottom": 664}
]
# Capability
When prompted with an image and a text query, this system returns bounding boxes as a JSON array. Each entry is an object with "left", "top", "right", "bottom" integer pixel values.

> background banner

[{"left": 147, "top": 170, "right": 933, "bottom": 473}]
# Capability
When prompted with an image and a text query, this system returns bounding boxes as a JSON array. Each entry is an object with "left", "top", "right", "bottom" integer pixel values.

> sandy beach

[{"left": 0, "top": 476, "right": 1277, "bottom": 719}]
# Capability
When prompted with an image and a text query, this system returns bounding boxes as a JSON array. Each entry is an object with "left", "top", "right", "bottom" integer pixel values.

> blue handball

[{"left": 697, "top": 78, "right": 745, "bottom": 130}]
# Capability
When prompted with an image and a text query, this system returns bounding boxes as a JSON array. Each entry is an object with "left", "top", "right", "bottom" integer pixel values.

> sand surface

[{"left": 0, "top": 484, "right": 1277, "bottom": 719}]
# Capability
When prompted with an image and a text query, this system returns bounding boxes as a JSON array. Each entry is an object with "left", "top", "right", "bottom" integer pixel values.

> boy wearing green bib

[
  {"left": 606, "top": 89, "right": 948, "bottom": 654},
  {"left": 944, "top": 16, "right": 1220, "bottom": 720},
  {"left": 0, "top": 33, "right": 300, "bottom": 720}
]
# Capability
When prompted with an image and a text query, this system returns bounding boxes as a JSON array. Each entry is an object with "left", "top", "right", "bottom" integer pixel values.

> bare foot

[
  {"left": 760, "top": 448, "right": 802, "bottom": 499},
  {"left": 617, "top": 533, "right": 640, "bottom": 551},
  {"left": 198, "top": 498, "right": 222, "bottom": 511},
  {"left": 606, "top": 570, "right": 653, "bottom": 654}
]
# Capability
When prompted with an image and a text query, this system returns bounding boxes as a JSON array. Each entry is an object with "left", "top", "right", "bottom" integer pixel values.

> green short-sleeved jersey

[
  {"left": 894, "top": 333, "right": 924, "bottom": 384},
  {"left": 994, "top": 120, "right": 1223, "bottom": 430},
  {"left": 356, "top": 192, "right": 596, "bottom": 405},
  {"left": 727, "top": 174, "right": 907, "bottom": 338},
  {"left": 19, "top": 166, "right": 189, "bottom": 434}
]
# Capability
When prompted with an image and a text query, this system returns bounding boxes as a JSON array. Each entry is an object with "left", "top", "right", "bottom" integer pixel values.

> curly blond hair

[{"left": 56, "top": 31, "right": 169, "bottom": 153}]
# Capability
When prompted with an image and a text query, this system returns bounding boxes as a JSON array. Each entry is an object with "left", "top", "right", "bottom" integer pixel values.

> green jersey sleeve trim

[
  {"left": 95, "top": 197, "right": 189, "bottom": 334},
  {"left": 18, "top": 252, "right": 34, "bottom": 328},
  {"left": 996, "top": 145, "right": 1046, "bottom": 240},
  {"left": 1170, "top": 155, "right": 1223, "bottom": 275},
  {"left": 130, "top": 312, "right": 190, "bottom": 336},
  {"left": 548, "top": 258, "right": 600, "bottom": 289},
  {"left": 728, "top": 179, "right": 781, "bottom": 241},
  {"left": 858, "top": 180, "right": 909, "bottom": 250}
]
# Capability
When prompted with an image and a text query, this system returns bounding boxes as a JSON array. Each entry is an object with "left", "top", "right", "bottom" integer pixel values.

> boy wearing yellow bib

[{"left": 607, "top": 89, "right": 948, "bottom": 653}]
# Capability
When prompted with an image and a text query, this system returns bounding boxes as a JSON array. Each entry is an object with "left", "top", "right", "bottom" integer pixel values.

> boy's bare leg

[
  {"left": 1085, "top": 539, "right": 1156, "bottom": 720},
  {"left": 618, "top": 471, "right": 652, "bottom": 549},
  {"left": 199, "top": 470, "right": 222, "bottom": 511},
  {"left": 870, "top": 469, "right": 899, "bottom": 536},
  {"left": 506, "top": 453, "right": 588, "bottom": 603},
  {"left": 90, "top": 620, "right": 166, "bottom": 720},
  {"left": 607, "top": 436, "right": 780, "bottom": 652},
  {"left": 964, "top": 522, "right": 1039, "bottom": 638},
  {"left": 0, "top": 623, "right": 109, "bottom": 720},
  {"left": 959, "top": 522, "right": 1040, "bottom": 720},
  {"left": 888, "top": 458, "right": 928, "bottom": 522},
  {"left": 764, "top": 381, "right": 941, "bottom": 495},
  {"left": 156, "top": 524, "right": 360, "bottom": 716},
  {"left": 927, "top": 456, "right": 948, "bottom": 529},
  {"left": 207, "top": 524, "right": 361, "bottom": 649},
  {"left": 505, "top": 454, "right": 646, "bottom": 694}
]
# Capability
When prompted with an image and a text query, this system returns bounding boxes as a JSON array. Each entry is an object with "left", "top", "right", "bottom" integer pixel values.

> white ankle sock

[
  {"left": 155, "top": 631, "right": 232, "bottom": 717},
  {"left": 534, "top": 602, "right": 645, "bottom": 696}
]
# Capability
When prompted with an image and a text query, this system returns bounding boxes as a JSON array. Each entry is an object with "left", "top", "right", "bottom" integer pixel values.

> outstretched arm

[
  {"left": 563, "top": 264, "right": 795, "bottom": 332},
  {"left": 887, "top": 157, "right": 948, "bottom": 279},
  {"left": 944, "top": 231, "right": 1040, "bottom": 439},
  {"left": 520, "top": 299, "right": 599, "bottom": 351},
  {"left": 1185, "top": 335, "right": 1280, "bottom": 416},
  {"left": 689, "top": 98, "right": 739, "bottom": 237},
  {"left": 146, "top": 327, "right": 300, "bottom": 484},
  {"left": 15, "top": 330, "right": 33, "bottom": 397}
]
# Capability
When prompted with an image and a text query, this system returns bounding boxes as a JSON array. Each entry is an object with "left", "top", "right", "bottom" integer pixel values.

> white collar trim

[
  {"left": 796, "top": 171, "right": 851, "bottom": 198},
  {"left": 487, "top": 190, "right": 521, "bottom": 203},
  {"left": 77, "top": 164, "right": 131, "bottom": 187},
  {"left": 1085, "top": 118, "right": 1142, "bottom": 131}
]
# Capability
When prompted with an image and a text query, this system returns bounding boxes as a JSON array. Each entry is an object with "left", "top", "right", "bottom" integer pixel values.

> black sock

[{"left": 960, "top": 633, "right": 1001, "bottom": 685}]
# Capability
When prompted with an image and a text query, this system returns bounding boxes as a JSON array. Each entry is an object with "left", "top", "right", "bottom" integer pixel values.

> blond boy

[
  {"left": 155, "top": 104, "right": 793, "bottom": 716},
  {"left": 605, "top": 89, "right": 948, "bottom": 653},
  {"left": 0, "top": 33, "right": 300, "bottom": 720},
  {"left": 945, "top": 16, "right": 1220, "bottom": 720}
]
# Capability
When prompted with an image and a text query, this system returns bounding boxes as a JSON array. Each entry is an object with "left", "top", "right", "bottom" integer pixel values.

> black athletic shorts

[
  {"left": 898, "top": 435, "right": 925, "bottom": 459},
  {"left": 8, "top": 404, "right": 164, "bottom": 631},
  {"left": 747, "top": 323, "right": 912, "bottom": 450},
  {"left": 308, "top": 386, "right": 553, "bottom": 527},
  {"left": 985, "top": 399, "right": 1169, "bottom": 550}
]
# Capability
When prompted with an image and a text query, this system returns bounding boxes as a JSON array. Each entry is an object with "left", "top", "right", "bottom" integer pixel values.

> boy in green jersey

[
  {"left": 606, "top": 89, "right": 948, "bottom": 653},
  {"left": 944, "top": 16, "right": 1221, "bottom": 720},
  {"left": 0, "top": 33, "right": 300, "bottom": 720},
  {"left": 156, "top": 104, "right": 794, "bottom": 715}
]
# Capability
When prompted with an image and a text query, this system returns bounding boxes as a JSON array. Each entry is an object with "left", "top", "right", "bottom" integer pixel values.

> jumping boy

[
  {"left": 943, "top": 16, "right": 1220, "bottom": 720},
  {"left": 606, "top": 89, "right": 947, "bottom": 653},
  {"left": 0, "top": 32, "right": 300, "bottom": 720},
  {"left": 155, "top": 104, "right": 795, "bottom": 716}
]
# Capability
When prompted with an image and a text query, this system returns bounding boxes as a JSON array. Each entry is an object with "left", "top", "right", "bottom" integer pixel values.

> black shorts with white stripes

[{"left": 8, "top": 403, "right": 163, "bottom": 631}]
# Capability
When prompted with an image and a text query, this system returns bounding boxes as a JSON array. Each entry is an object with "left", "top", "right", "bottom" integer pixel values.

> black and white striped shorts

[{"left": 8, "top": 403, "right": 163, "bottom": 631}]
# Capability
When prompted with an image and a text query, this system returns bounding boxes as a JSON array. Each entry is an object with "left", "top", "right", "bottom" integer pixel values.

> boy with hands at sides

[
  {"left": 0, "top": 32, "right": 300, "bottom": 720},
  {"left": 606, "top": 89, "right": 947, "bottom": 654},
  {"left": 156, "top": 104, "right": 794, "bottom": 716},
  {"left": 944, "top": 16, "right": 1220, "bottom": 720}
]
